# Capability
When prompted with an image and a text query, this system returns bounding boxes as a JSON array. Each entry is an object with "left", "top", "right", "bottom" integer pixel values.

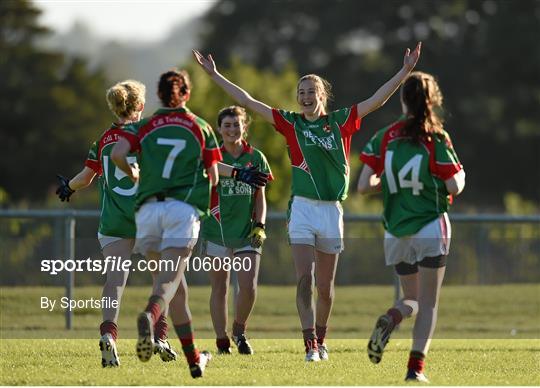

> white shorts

[
  {"left": 384, "top": 213, "right": 451, "bottom": 266},
  {"left": 97, "top": 233, "right": 123, "bottom": 249},
  {"left": 205, "top": 240, "right": 261, "bottom": 257},
  {"left": 134, "top": 199, "right": 200, "bottom": 255},
  {"left": 288, "top": 196, "right": 344, "bottom": 254}
]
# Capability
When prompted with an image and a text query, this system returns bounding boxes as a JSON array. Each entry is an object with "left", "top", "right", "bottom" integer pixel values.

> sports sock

[
  {"left": 408, "top": 350, "right": 426, "bottom": 373},
  {"left": 144, "top": 295, "right": 165, "bottom": 325},
  {"left": 216, "top": 337, "right": 231, "bottom": 349},
  {"left": 154, "top": 313, "right": 168, "bottom": 340},
  {"left": 387, "top": 307, "right": 403, "bottom": 326},
  {"left": 174, "top": 321, "right": 200, "bottom": 365},
  {"left": 232, "top": 321, "right": 246, "bottom": 337},
  {"left": 315, "top": 325, "right": 327, "bottom": 345},
  {"left": 100, "top": 320, "right": 118, "bottom": 340},
  {"left": 302, "top": 328, "right": 318, "bottom": 352}
]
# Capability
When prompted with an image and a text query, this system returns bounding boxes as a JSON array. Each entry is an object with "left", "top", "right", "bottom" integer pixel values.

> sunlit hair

[
  {"left": 297, "top": 74, "right": 333, "bottom": 113},
  {"left": 105, "top": 80, "right": 146, "bottom": 120},
  {"left": 400, "top": 71, "right": 444, "bottom": 143},
  {"left": 157, "top": 68, "right": 191, "bottom": 107},
  {"left": 217, "top": 105, "right": 251, "bottom": 139}
]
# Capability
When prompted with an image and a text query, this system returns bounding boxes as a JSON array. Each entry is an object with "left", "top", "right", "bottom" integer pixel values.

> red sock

[
  {"left": 302, "top": 328, "right": 318, "bottom": 353},
  {"left": 144, "top": 295, "right": 165, "bottom": 325},
  {"left": 315, "top": 325, "right": 327, "bottom": 345},
  {"left": 154, "top": 313, "right": 168, "bottom": 340},
  {"left": 216, "top": 337, "right": 231, "bottom": 349},
  {"left": 99, "top": 320, "right": 118, "bottom": 340},
  {"left": 232, "top": 321, "right": 246, "bottom": 337},
  {"left": 408, "top": 350, "right": 426, "bottom": 373},
  {"left": 387, "top": 307, "right": 403, "bottom": 326},
  {"left": 174, "top": 321, "right": 200, "bottom": 365}
]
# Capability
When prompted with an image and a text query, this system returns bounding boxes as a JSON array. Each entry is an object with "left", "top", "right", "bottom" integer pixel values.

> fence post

[{"left": 64, "top": 214, "right": 76, "bottom": 330}]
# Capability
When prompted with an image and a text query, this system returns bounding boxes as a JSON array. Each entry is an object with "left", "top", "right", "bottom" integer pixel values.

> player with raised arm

[
  {"left": 202, "top": 106, "right": 273, "bottom": 355},
  {"left": 56, "top": 80, "right": 177, "bottom": 367},
  {"left": 193, "top": 42, "right": 421, "bottom": 361},
  {"left": 358, "top": 71, "right": 465, "bottom": 382}
]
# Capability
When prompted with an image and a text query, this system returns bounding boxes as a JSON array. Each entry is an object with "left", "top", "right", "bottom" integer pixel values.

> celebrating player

[
  {"left": 111, "top": 69, "right": 267, "bottom": 378},
  {"left": 111, "top": 69, "right": 219, "bottom": 378},
  {"left": 193, "top": 42, "right": 421, "bottom": 361},
  {"left": 358, "top": 71, "right": 465, "bottom": 382},
  {"left": 202, "top": 106, "right": 273, "bottom": 355},
  {"left": 55, "top": 80, "right": 179, "bottom": 367}
]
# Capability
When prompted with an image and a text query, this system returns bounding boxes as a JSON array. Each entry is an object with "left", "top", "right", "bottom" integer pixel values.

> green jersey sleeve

[
  {"left": 360, "top": 129, "right": 385, "bottom": 175},
  {"left": 431, "top": 131, "right": 463, "bottom": 180},
  {"left": 84, "top": 140, "right": 102, "bottom": 175}
]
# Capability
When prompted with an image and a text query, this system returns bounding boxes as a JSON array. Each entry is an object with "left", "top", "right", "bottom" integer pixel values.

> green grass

[
  {"left": 0, "top": 339, "right": 538, "bottom": 385},
  {"left": 1, "top": 285, "right": 539, "bottom": 385}
]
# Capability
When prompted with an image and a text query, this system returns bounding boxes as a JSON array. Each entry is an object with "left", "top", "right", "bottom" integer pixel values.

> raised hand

[
  {"left": 403, "top": 42, "right": 422, "bottom": 71},
  {"left": 192, "top": 49, "right": 217, "bottom": 76}
]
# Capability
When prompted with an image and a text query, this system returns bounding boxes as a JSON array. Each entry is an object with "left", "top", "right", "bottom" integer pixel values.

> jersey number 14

[{"left": 385, "top": 151, "right": 424, "bottom": 195}]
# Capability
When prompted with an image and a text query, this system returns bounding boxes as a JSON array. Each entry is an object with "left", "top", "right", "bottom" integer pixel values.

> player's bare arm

[
  {"left": 445, "top": 169, "right": 466, "bottom": 196},
  {"left": 356, "top": 42, "right": 421, "bottom": 118},
  {"left": 67, "top": 167, "right": 97, "bottom": 191},
  {"left": 192, "top": 49, "right": 274, "bottom": 124},
  {"left": 111, "top": 137, "right": 139, "bottom": 183},
  {"left": 357, "top": 165, "right": 382, "bottom": 194}
]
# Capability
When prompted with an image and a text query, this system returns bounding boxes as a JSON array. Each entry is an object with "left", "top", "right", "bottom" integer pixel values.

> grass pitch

[{"left": 1, "top": 284, "right": 539, "bottom": 385}]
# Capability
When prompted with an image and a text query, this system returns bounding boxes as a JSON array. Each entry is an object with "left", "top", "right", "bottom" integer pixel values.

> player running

[
  {"left": 202, "top": 106, "right": 273, "bottom": 355},
  {"left": 56, "top": 80, "right": 177, "bottom": 367},
  {"left": 193, "top": 42, "right": 421, "bottom": 361},
  {"left": 358, "top": 71, "right": 465, "bottom": 382},
  {"left": 111, "top": 69, "right": 267, "bottom": 378}
]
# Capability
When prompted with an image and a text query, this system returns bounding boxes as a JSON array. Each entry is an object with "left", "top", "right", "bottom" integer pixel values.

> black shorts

[{"left": 394, "top": 255, "right": 447, "bottom": 275}]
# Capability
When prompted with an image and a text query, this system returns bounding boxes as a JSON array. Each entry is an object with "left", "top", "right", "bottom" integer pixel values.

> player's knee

[
  {"left": 316, "top": 283, "right": 334, "bottom": 303},
  {"left": 105, "top": 271, "right": 128, "bottom": 289},
  {"left": 297, "top": 274, "right": 313, "bottom": 306},
  {"left": 211, "top": 282, "right": 228, "bottom": 299},
  {"left": 401, "top": 298, "right": 419, "bottom": 316}
]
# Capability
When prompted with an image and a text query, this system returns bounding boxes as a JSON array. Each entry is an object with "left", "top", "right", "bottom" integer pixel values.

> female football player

[
  {"left": 358, "top": 71, "right": 465, "bottom": 382},
  {"left": 202, "top": 106, "right": 272, "bottom": 355},
  {"left": 56, "top": 80, "right": 175, "bottom": 366},
  {"left": 193, "top": 42, "right": 421, "bottom": 361}
]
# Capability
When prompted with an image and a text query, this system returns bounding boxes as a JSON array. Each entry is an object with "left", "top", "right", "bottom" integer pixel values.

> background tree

[
  {"left": 0, "top": 0, "right": 110, "bottom": 204},
  {"left": 199, "top": 0, "right": 540, "bottom": 209}
]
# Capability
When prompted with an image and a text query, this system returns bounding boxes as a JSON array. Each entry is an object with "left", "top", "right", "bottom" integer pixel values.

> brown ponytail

[{"left": 400, "top": 71, "right": 444, "bottom": 143}]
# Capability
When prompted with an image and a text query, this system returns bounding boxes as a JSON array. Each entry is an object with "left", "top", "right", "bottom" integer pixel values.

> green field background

[{"left": 1, "top": 285, "right": 539, "bottom": 385}]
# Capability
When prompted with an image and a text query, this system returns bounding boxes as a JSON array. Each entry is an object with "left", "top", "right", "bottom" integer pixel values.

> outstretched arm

[
  {"left": 356, "top": 42, "right": 421, "bottom": 118},
  {"left": 193, "top": 49, "right": 275, "bottom": 124}
]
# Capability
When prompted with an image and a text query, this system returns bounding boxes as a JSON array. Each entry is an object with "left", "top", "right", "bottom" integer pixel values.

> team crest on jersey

[{"left": 323, "top": 124, "right": 332, "bottom": 133}]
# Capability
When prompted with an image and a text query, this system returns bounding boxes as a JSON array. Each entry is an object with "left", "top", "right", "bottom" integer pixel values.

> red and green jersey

[
  {"left": 272, "top": 106, "right": 361, "bottom": 201},
  {"left": 360, "top": 119, "right": 463, "bottom": 237},
  {"left": 120, "top": 107, "right": 222, "bottom": 215},
  {"left": 85, "top": 123, "right": 138, "bottom": 238},
  {"left": 202, "top": 141, "right": 273, "bottom": 248}
]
